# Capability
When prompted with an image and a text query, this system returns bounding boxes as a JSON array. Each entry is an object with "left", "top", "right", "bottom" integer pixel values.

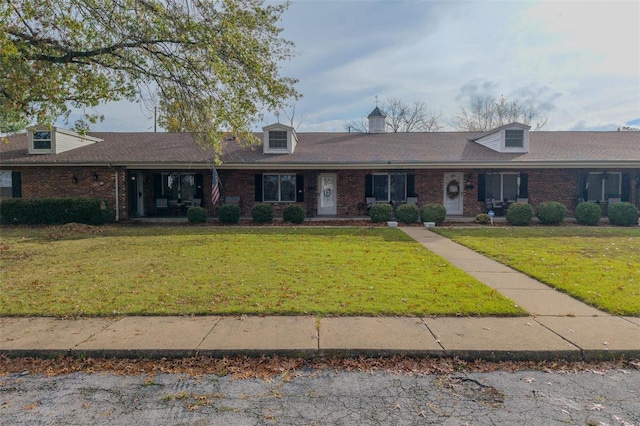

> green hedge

[
  {"left": 187, "top": 206, "right": 208, "bottom": 223},
  {"left": 283, "top": 204, "right": 305, "bottom": 224},
  {"left": 420, "top": 203, "right": 446, "bottom": 224},
  {"left": 251, "top": 203, "right": 274, "bottom": 223},
  {"left": 0, "top": 198, "right": 110, "bottom": 225},
  {"left": 370, "top": 203, "right": 394, "bottom": 223},
  {"left": 575, "top": 202, "right": 602, "bottom": 226},
  {"left": 395, "top": 203, "right": 420, "bottom": 224},
  {"left": 536, "top": 201, "right": 567, "bottom": 225},
  {"left": 217, "top": 204, "right": 240, "bottom": 224},
  {"left": 607, "top": 202, "right": 638, "bottom": 227},
  {"left": 506, "top": 202, "right": 533, "bottom": 226}
]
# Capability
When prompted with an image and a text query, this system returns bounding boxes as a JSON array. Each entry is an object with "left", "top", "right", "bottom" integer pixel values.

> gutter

[{"left": 107, "top": 163, "right": 119, "bottom": 221}]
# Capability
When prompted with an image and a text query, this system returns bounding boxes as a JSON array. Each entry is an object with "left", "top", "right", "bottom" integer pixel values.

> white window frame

[
  {"left": 0, "top": 170, "right": 13, "bottom": 199},
  {"left": 263, "top": 173, "right": 296, "bottom": 202},
  {"left": 372, "top": 173, "right": 406, "bottom": 203},
  {"left": 586, "top": 172, "right": 621, "bottom": 202},
  {"left": 505, "top": 129, "right": 524, "bottom": 148},
  {"left": 31, "top": 130, "right": 53, "bottom": 151},
  {"left": 485, "top": 172, "right": 519, "bottom": 202},
  {"left": 268, "top": 130, "right": 288, "bottom": 150}
]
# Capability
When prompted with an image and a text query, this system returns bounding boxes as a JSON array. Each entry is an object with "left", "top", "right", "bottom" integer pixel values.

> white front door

[
  {"left": 318, "top": 174, "right": 337, "bottom": 215},
  {"left": 443, "top": 173, "right": 463, "bottom": 215}
]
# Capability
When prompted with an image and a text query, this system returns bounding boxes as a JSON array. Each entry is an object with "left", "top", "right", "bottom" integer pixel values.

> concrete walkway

[{"left": 1, "top": 227, "right": 638, "bottom": 361}]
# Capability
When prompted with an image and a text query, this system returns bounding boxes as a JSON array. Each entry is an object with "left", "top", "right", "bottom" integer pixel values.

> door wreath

[{"left": 446, "top": 179, "right": 460, "bottom": 199}]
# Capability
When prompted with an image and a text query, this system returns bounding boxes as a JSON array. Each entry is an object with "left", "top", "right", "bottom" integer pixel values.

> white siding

[
  {"left": 476, "top": 132, "right": 502, "bottom": 151},
  {"left": 54, "top": 128, "right": 101, "bottom": 153}
]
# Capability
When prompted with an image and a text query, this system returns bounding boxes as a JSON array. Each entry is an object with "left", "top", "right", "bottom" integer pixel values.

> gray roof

[{"left": 2, "top": 130, "right": 639, "bottom": 169}]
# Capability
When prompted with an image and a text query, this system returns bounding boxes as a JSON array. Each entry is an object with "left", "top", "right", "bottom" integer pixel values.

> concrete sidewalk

[{"left": 1, "top": 226, "right": 638, "bottom": 361}]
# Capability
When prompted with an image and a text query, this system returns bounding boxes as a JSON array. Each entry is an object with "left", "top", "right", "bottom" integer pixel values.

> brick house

[{"left": 1, "top": 113, "right": 639, "bottom": 221}]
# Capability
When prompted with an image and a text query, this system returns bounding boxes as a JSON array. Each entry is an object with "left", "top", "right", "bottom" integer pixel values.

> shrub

[
  {"left": 395, "top": 203, "right": 420, "bottom": 224},
  {"left": 475, "top": 213, "right": 491, "bottom": 224},
  {"left": 0, "top": 197, "right": 109, "bottom": 225},
  {"left": 217, "top": 204, "right": 240, "bottom": 224},
  {"left": 251, "top": 203, "right": 274, "bottom": 223},
  {"left": 370, "top": 203, "right": 394, "bottom": 223},
  {"left": 536, "top": 201, "right": 567, "bottom": 225},
  {"left": 283, "top": 204, "right": 305, "bottom": 224},
  {"left": 575, "top": 202, "right": 602, "bottom": 226},
  {"left": 506, "top": 202, "right": 533, "bottom": 226},
  {"left": 607, "top": 202, "right": 639, "bottom": 227},
  {"left": 186, "top": 206, "right": 208, "bottom": 223},
  {"left": 420, "top": 203, "right": 446, "bottom": 225}
]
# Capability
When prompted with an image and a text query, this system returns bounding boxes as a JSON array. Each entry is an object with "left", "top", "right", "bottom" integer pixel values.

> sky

[{"left": 74, "top": 0, "right": 640, "bottom": 133}]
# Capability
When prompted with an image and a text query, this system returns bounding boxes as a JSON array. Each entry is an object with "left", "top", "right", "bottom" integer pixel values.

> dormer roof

[
  {"left": 262, "top": 123, "right": 298, "bottom": 154},
  {"left": 469, "top": 122, "right": 530, "bottom": 154}
]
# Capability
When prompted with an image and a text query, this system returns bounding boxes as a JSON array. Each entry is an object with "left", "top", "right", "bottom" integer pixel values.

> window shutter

[
  {"left": 621, "top": 173, "right": 631, "bottom": 202},
  {"left": 365, "top": 174, "right": 373, "bottom": 197},
  {"left": 194, "top": 174, "right": 204, "bottom": 199},
  {"left": 11, "top": 172, "right": 21, "bottom": 198},
  {"left": 477, "top": 174, "right": 486, "bottom": 201},
  {"left": 153, "top": 174, "right": 162, "bottom": 196},
  {"left": 580, "top": 173, "right": 588, "bottom": 201},
  {"left": 296, "top": 174, "right": 304, "bottom": 202},
  {"left": 254, "top": 174, "right": 263, "bottom": 202},
  {"left": 518, "top": 173, "right": 528, "bottom": 198},
  {"left": 406, "top": 174, "right": 416, "bottom": 197}
]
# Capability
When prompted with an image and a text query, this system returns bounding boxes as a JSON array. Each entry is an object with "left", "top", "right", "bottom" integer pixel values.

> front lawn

[
  {"left": 434, "top": 227, "right": 640, "bottom": 316},
  {"left": 0, "top": 225, "right": 524, "bottom": 317}
]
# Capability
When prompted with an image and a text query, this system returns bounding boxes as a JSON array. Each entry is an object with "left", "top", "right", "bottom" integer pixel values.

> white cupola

[{"left": 367, "top": 106, "right": 386, "bottom": 133}]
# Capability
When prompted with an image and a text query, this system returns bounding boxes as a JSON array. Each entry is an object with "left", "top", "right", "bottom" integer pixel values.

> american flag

[{"left": 211, "top": 167, "right": 220, "bottom": 206}]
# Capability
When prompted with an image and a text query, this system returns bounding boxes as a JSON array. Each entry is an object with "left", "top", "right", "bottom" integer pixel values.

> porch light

[
  {"left": 93, "top": 172, "right": 99, "bottom": 181},
  {"left": 72, "top": 174, "right": 78, "bottom": 184}
]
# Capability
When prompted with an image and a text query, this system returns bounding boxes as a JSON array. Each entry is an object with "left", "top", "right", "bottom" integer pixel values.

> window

[
  {"left": 372, "top": 173, "right": 406, "bottom": 202},
  {"left": 268, "top": 130, "right": 288, "bottom": 150},
  {"left": 505, "top": 130, "right": 524, "bottom": 148},
  {"left": 586, "top": 172, "right": 621, "bottom": 202},
  {"left": 160, "top": 173, "right": 196, "bottom": 201},
  {"left": 32, "top": 130, "right": 52, "bottom": 150},
  {"left": 485, "top": 173, "right": 518, "bottom": 201},
  {"left": 263, "top": 174, "right": 296, "bottom": 202},
  {"left": 0, "top": 171, "right": 20, "bottom": 199}
]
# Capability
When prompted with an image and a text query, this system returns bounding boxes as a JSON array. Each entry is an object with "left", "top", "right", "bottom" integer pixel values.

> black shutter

[
  {"left": 296, "top": 174, "right": 304, "bottom": 202},
  {"left": 254, "top": 174, "right": 263, "bottom": 202},
  {"left": 11, "top": 172, "right": 21, "bottom": 198},
  {"left": 621, "top": 173, "right": 631, "bottom": 202},
  {"left": 580, "top": 173, "right": 589, "bottom": 201},
  {"left": 406, "top": 174, "right": 416, "bottom": 197},
  {"left": 477, "top": 173, "right": 486, "bottom": 201},
  {"left": 153, "top": 174, "right": 162, "bottom": 197},
  {"left": 365, "top": 174, "right": 373, "bottom": 197},
  {"left": 195, "top": 174, "right": 204, "bottom": 200},
  {"left": 518, "top": 173, "right": 528, "bottom": 198}
]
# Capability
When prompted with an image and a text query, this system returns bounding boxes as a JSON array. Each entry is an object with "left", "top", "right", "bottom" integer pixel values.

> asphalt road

[{"left": 2, "top": 367, "right": 639, "bottom": 425}]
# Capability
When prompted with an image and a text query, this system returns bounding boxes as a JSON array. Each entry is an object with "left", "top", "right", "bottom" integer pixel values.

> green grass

[
  {"left": 434, "top": 227, "right": 640, "bottom": 316},
  {"left": 0, "top": 226, "right": 524, "bottom": 317}
]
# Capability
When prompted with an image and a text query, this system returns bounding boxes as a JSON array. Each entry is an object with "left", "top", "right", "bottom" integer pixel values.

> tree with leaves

[
  {"left": 345, "top": 97, "right": 442, "bottom": 133},
  {"left": 1, "top": 0, "right": 299, "bottom": 156},
  {"left": 455, "top": 95, "right": 548, "bottom": 131}
]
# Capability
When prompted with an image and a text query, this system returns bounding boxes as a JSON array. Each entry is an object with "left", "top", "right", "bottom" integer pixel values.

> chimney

[{"left": 367, "top": 106, "right": 386, "bottom": 133}]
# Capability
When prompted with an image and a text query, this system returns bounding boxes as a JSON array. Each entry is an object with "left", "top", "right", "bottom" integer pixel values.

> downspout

[{"left": 108, "top": 163, "right": 120, "bottom": 221}]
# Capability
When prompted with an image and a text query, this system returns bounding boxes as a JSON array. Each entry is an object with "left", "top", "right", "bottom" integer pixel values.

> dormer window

[
  {"left": 32, "top": 130, "right": 52, "bottom": 150},
  {"left": 505, "top": 129, "right": 524, "bottom": 148},
  {"left": 268, "top": 130, "right": 288, "bottom": 150},
  {"left": 262, "top": 123, "right": 297, "bottom": 154}
]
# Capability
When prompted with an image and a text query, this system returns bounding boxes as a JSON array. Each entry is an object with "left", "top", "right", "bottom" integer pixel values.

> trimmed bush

[
  {"left": 420, "top": 203, "right": 446, "bottom": 225},
  {"left": 575, "top": 202, "right": 602, "bottom": 226},
  {"left": 217, "top": 204, "right": 240, "bottom": 224},
  {"left": 283, "top": 204, "right": 306, "bottom": 224},
  {"left": 186, "top": 206, "right": 208, "bottom": 223},
  {"left": 370, "top": 203, "right": 394, "bottom": 223},
  {"left": 0, "top": 197, "right": 109, "bottom": 225},
  {"left": 475, "top": 213, "right": 491, "bottom": 224},
  {"left": 395, "top": 203, "right": 420, "bottom": 224},
  {"left": 506, "top": 202, "right": 533, "bottom": 226},
  {"left": 536, "top": 201, "right": 567, "bottom": 225},
  {"left": 251, "top": 203, "right": 274, "bottom": 223},
  {"left": 607, "top": 202, "right": 639, "bottom": 227}
]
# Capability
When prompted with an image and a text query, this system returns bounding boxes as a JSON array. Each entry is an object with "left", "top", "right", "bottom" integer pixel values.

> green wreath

[{"left": 446, "top": 179, "right": 460, "bottom": 199}]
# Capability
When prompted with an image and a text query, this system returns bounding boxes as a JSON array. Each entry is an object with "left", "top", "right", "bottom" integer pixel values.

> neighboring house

[{"left": 1, "top": 109, "right": 639, "bottom": 221}]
